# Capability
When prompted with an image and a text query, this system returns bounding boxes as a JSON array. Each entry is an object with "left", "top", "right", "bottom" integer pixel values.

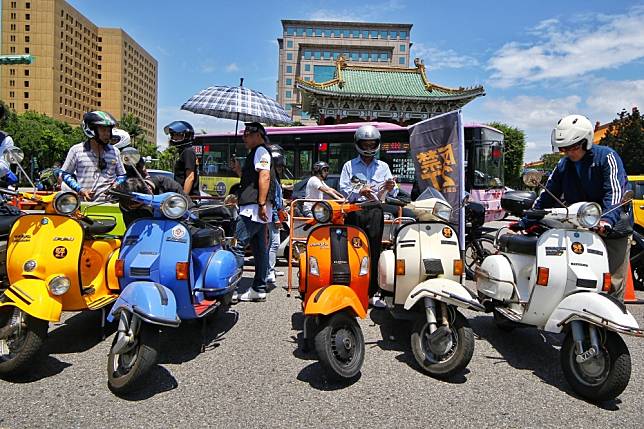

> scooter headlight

[
  {"left": 53, "top": 192, "right": 80, "bottom": 215},
  {"left": 432, "top": 201, "right": 452, "bottom": 222},
  {"left": 48, "top": 275, "right": 70, "bottom": 296},
  {"left": 160, "top": 194, "right": 189, "bottom": 219},
  {"left": 577, "top": 202, "right": 601, "bottom": 229},
  {"left": 312, "top": 202, "right": 332, "bottom": 223}
]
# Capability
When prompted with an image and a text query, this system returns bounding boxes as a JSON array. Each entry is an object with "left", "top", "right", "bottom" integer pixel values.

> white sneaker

[
  {"left": 238, "top": 288, "right": 266, "bottom": 302},
  {"left": 267, "top": 273, "right": 276, "bottom": 284},
  {"left": 275, "top": 270, "right": 285, "bottom": 277},
  {"left": 369, "top": 294, "right": 387, "bottom": 309}
]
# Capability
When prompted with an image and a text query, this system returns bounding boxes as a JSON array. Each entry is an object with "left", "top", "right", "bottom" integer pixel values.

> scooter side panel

[
  {"left": 1, "top": 279, "right": 62, "bottom": 321},
  {"left": 524, "top": 230, "right": 608, "bottom": 327},
  {"left": 6, "top": 214, "right": 85, "bottom": 311},
  {"left": 119, "top": 219, "right": 192, "bottom": 319},
  {"left": 477, "top": 255, "right": 515, "bottom": 301},
  {"left": 80, "top": 238, "right": 121, "bottom": 309},
  {"left": 544, "top": 291, "right": 639, "bottom": 333},
  {"left": 193, "top": 247, "right": 239, "bottom": 300},
  {"left": 393, "top": 222, "right": 461, "bottom": 306}
]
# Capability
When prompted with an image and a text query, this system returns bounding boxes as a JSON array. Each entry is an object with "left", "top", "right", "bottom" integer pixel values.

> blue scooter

[{"left": 105, "top": 184, "right": 241, "bottom": 394}]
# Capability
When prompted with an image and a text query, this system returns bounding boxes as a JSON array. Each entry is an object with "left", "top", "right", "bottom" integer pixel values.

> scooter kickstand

[{"left": 201, "top": 318, "right": 207, "bottom": 353}]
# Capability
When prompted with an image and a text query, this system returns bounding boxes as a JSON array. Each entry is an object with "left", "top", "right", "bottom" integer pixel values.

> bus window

[
  {"left": 299, "top": 148, "right": 313, "bottom": 177},
  {"left": 327, "top": 142, "right": 354, "bottom": 174},
  {"left": 202, "top": 144, "right": 234, "bottom": 177}
]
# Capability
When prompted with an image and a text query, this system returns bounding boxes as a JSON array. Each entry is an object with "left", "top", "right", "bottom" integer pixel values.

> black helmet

[
  {"left": 82, "top": 110, "right": 117, "bottom": 142},
  {"left": 164, "top": 121, "right": 194, "bottom": 146},
  {"left": 312, "top": 161, "right": 329, "bottom": 175},
  {"left": 269, "top": 144, "right": 285, "bottom": 167}
]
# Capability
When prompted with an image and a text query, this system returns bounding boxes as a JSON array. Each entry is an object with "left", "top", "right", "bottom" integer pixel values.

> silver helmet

[{"left": 354, "top": 125, "right": 381, "bottom": 157}]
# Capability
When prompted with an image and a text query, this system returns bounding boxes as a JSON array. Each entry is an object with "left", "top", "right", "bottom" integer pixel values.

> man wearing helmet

[
  {"left": 164, "top": 121, "right": 200, "bottom": 196},
  {"left": 59, "top": 111, "right": 126, "bottom": 201},
  {"left": 513, "top": 114, "right": 633, "bottom": 300},
  {"left": 303, "top": 161, "right": 345, "bottom": 216},
  {"left": 339, "top": 124, "right": 398, "bottom": 307}
]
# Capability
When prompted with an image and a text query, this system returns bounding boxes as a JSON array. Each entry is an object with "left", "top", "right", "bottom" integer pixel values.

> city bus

[{"left": 194, "top": 121, "right": 505, "bottom": 221}]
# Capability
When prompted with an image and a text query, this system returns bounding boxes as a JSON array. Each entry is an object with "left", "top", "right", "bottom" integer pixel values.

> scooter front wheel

[
  {"left": 107, "top": 313, "right": 159, "bottom": 395},
  {"left": 561, "top": 329, "right": 631, "bottom": 402},
  {"left": 410, "top": 310, "right": 474, "bottom": 378},
  {"left": 0, "top": 307, "right": 48, "bottom": 376},
  {"left": 314, "top": 312, "right": 364, "bottom": 380}
]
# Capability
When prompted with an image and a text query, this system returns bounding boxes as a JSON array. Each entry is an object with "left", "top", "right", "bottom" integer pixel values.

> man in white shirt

[
  {"left": 303, "top": 161, "right": 345, "bottom": 215},
  {"left": 230, "top": 122, "right": 273, "bottom": 302}
]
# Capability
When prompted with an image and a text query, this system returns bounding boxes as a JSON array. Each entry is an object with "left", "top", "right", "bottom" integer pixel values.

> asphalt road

[{"left": 1, "top": 262, "right": 643, "bottom": 428}]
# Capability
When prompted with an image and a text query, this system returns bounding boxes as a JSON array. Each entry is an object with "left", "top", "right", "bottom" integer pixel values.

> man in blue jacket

[{"left": 513, "top": 114, "right": 633, "bottom": 300}]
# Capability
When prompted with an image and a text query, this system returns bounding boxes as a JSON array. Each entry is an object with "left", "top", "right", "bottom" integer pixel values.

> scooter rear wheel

[
  {"left": 410, "top": 310, "right": 474, "bottom": 378},
  {"left": 314, "top": 312, "right": 364, "bottom": 380},
  {"left": 561, "top": 329, "right": 631, "bottom": 402},
  {"left": 107, "top": 316, "right": 159, "bottom": 395},
  {"left": 0, "top": 308, "right": 48, "bottom": 376}
]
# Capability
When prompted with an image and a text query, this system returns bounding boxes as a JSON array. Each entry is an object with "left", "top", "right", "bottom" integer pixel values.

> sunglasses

[{"left": 559, "top": 143, "right": 582, "bottom": 153}]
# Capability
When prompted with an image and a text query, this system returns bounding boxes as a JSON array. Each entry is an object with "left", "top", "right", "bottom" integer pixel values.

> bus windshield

[{"left": 470, "top": 127, "right": 504, "bottom": 189}]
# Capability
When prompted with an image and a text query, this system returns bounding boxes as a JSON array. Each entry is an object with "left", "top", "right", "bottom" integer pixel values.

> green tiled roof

[{"left": 297, "top": 64, "right": 484, "bottom": 100}]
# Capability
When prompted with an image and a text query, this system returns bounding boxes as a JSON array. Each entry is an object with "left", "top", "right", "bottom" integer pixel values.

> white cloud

[
  {"left": 200, "top": 63, "right": 216, "bottom": 74},
  {"left": 585, "top": 79, "right": 644, "bottom": 120},
  {"left": 226, "top": 63, "right": 239, "bottom": 72},
  {"left": 487, "top": 6, "right": 644, "bottom": 87},
  {"left": 411, "top": 42, "right": 479, "bottom": 70},
  {"left": 482, "top": 95, "right": 582, "bottom": 131}
]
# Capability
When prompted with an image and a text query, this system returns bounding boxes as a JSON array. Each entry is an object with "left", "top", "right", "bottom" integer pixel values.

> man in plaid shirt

[{"left": 60, "top": 111, "right": 126, "bottom": 201}]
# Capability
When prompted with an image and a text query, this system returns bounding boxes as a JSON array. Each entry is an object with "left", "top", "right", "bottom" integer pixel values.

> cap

[{"left": 244, "top": 122, "right": 269, "bottom": 143}]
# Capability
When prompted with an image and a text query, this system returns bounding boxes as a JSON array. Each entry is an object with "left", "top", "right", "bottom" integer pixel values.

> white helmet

[
  {"left": 354, "top": 124, "right": 381, "bottom": 157},
  {"left": 111, "top": 128, "right": 131, "bottom": 149},
  {"left": 551, "top": 114, "right": 594, "bottom": 152}
]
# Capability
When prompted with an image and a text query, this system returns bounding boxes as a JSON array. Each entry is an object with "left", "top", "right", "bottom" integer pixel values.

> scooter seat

[
  {"left": 197, "top": 205, "right": 235, "bottom": 220},
  {"left": 499, "top": 233, "right": 538, "bottom": 255},
  {"left": 191, "top": 227, "right": 218, "bottom": 248},
  {"left": 0, "top": 215, "right": 20, "bottom": 237},
  {"left": 82, "top": 218, "right": 117, "bottom": 235}
]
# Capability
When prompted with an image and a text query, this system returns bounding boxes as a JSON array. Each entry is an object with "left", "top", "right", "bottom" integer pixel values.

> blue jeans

[
  {"left": 268, "top": 222, "right": 281, "bottom": 277},
  {"left": 232, "top": 215, "right": 269, "bottom": 293}
]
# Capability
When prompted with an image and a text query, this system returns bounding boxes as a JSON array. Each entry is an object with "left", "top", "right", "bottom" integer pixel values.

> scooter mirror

[
  {"left": 522, "top": 169, "right": 544, "bottom": 187},
  {"left": 4, "top": 146, "right": 24, "bottom": 164},
  {"left": 622, "top": 190, "right": 634, "bottom": 204},
  {"left": 120, "top": 147, "right": 141, "bottom": 166}
]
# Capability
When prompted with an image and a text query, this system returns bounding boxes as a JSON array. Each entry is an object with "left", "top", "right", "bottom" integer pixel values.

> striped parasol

[{"left": 180, "top": 79, "right": 293, "bottom": 129}]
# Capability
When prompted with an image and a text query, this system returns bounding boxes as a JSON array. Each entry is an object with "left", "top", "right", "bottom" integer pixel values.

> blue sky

[{"left": 68, "top": 0, "right": 644, "bottom": 162}]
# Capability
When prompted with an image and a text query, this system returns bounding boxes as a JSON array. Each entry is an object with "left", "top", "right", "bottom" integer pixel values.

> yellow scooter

[{"left": 0, "top": 147, "right": 120, "bottom": 377}]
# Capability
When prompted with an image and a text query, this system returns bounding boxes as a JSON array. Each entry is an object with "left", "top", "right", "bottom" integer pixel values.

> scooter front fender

[
  {"left": 403, "top": 278, "right": 484, "bottom": 312},
  {"left": 0, "top": 279, "right": 62, "bottom": 322},
  {"left": 545, "top": 292, "right": 643, "bottom": 337},
  {"left": 107, "top": 281, "right": 180, "bottom": 327},
  {"left": 304, "top": 285, "right": 367, "bottom": 319}
]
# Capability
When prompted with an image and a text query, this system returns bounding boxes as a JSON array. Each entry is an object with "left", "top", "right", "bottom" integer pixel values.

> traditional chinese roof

[{"left": 296, "top": 57, "right": 485, "bottom": 101}]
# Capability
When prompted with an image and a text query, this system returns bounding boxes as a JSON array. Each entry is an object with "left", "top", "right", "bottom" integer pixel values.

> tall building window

[
  {"left": 360, "top": 52, "right": 368, "bottom": 61},
  {"left": 10, "top": 35, "right": 15, "bottom": 42},
  {"left": 370, "top": 30, "right": 378, "bottom": 38},
  {"left": 24, "top": 47, "right": 29, "bottom": 53},
  {"left": 24, "top": 70, "right": 29, "bottom": 76},
  {"left": 10, "top": 13, "right": 16, "bottom": 19},
  {"left": 352, "top": 30, "right": 360, "bottom": 38},
  {"left": 25, "top": 36, "right": 29, "bottom": 42},
  {"left": 316, "top": 28, "right": 322, "bottom": 37},
  {"left": 286, "top": 53, "right": 293, "bottom": 61},
  {"left": 303, "top": 50, "right": 311, "bottom": 60},
  {"left": 286, "top": 65, "right": 292, "bottom": 73},
  {"left": 286, "top": 78, "right": 292, "bottom": 85},
  {"left": 285, "top": 91, "right": 292, "bottom": 98},
  {"left": 24, "top": 103, "right": 29, "bottom": 110},
  {"left": 389, "top": 31, "right": 398, "bottom": 39},
  {"left": 380, "top": 30, "right": 388, "bottom": 38},
  {"left": 24, "top": 81, "right": 29, "bottom": 87},
  {"left": 10, "top": 2, "right": 16, "bottom": 7},
  {"left": 287, "top": 40, "right": 293, "bottom": 48},
  {"left": 400, "top": 31, "right": 407, "bottom": 39},
  {"left": 314, "top": 51, "right": 321, "bottom": 60},
  {"left": 9, "top": 91, "right": 14, "bottom": 98},
  {"left": 323, "top": 51, "right": 331, "bottom": 60},
  {"left": 306, "top": 28, "right": 313, "bottom": 36},
  {"left": 25, "top": 25, "right": 30, "bottom": 31},
  {"left": 370, "top": 53, "right": 378, "bottom": 61},
  {"left": 10, "top": 47, "right": 15, "bottom": 54},
  {"left": 286, "top": 27, "right": 295, "bottom": 35},
  {"left": 399, "top": 57, "right": 406, "bottom": 65},
  {"left": 25, "top": 14, "right": 30, "bottom": 20},
  {"left": 26, "top": 2, "right": 30, "bottom": 8},
  {"left": 24, "top": 92, "right": 29, "bottom": 98},
  {"left": 304, "top": 64, "right": 310, "bottom": 71}
]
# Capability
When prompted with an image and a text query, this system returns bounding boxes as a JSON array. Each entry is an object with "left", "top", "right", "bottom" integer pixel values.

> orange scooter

[{"left": 293, "top": 197, "right": 386, "bottom": 380}]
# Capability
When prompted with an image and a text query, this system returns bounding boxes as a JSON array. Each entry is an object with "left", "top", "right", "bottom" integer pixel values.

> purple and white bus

[{"left": 194, "top": 121, "right": 505, "bottom": 221}]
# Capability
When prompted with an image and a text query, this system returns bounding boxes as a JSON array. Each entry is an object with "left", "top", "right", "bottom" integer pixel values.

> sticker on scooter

[
  {"left": 12, "top": 233, "right": 31, "bottom": 242},
  {"left": 53, "top": 246, "right": 68, "bottom": 259},
  {"left": 442, "top": 227, "right": 453, "bottom": 238},
  {"left": 571, "top": 242, "right": 584, "bottom": 254},
  {"left": 545, "top": 246, "right": 566, "bottom": 256},
  {"left": 172, "top": 226, "right": 186, "bottom": 239},
  {"left": 588, "top": 248, "right": 603, "bottom": 256},
  {"left": 351, "top": 237, "right": 362, "bottom": 248}
]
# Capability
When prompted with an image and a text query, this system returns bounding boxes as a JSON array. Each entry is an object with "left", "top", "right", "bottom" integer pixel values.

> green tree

[
  {"left": 487, "top": 122, "right": 526, "bottom": 188},
  {"left": 600, "top": 107, "right": 644, "bottom": 175},
  {"left": 2, "top": 110, "right": 84, "bottom": 171},
  {"left": 119, "top": 112, "right": 158, "bottom": 158},
  {"left": 540, "top": 152, "right": 563, "bottom": 172},
  {"left": 156, "top": 146, "right": 178, "bottom": 171}
]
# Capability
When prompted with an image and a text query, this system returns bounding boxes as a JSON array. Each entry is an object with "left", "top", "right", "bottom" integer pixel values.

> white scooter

[
  {"left": 476, "top": 170, "right": 643, "bottom": 402},
  {"left": 379, "top": 188, "right": 484, "bottom": 378}
]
